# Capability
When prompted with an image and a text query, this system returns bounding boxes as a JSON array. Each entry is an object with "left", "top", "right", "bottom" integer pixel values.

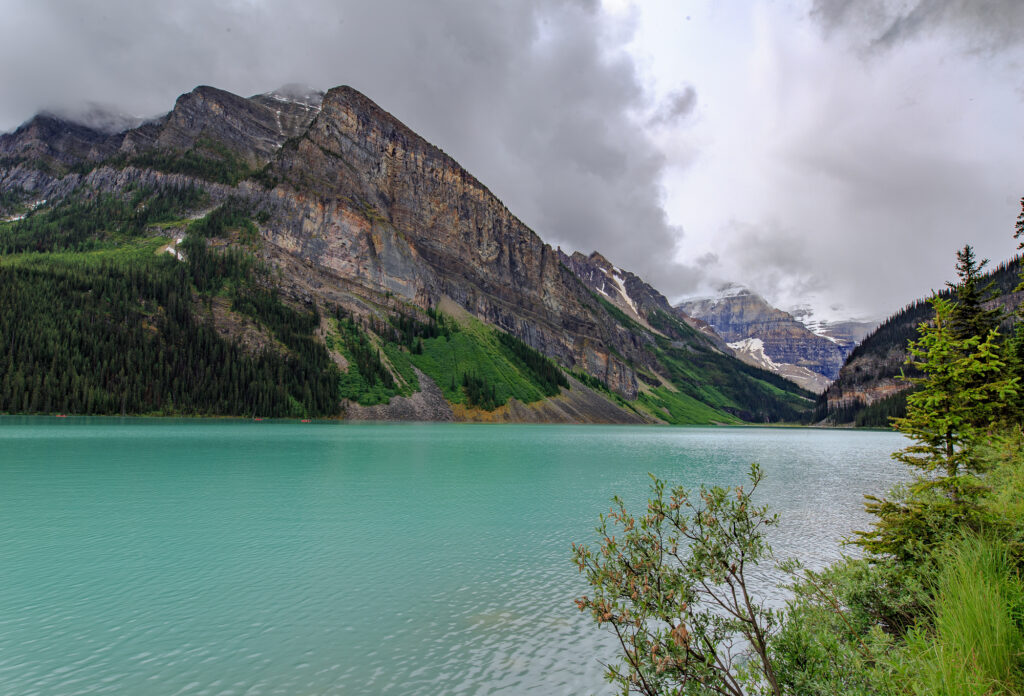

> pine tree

[
  {"left": 891, "top": 296, "right": 1018, "bottom": 489},
  {"left": 1014, "top": 196, "right": 1024, "bottom": 251},
  {"left": 946, "top": 244, "right": 1001, "bottom": 341},
  {"left": 859, "top": 295, "right": 1019, "bottom": 560}
]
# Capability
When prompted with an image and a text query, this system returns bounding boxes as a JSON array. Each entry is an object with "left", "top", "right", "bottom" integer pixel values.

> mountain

[
  {"left": 676, "top": 285, "right": 861, "bottom": 393},
  {"left": 0, "top": 84, "right": 814, "bottom": 423},
  {"left": 787, "top": 306, "right": 876, "bottom": 345},
  {"left": 817, "top": 255, "right": 1023, "bottom": 426},
  {"left": 555, "top": 249, "right": 731, "bottom": 348}
]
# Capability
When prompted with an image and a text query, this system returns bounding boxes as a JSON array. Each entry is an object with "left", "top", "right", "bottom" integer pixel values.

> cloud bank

[
  {"left": 3, "top": 0, "right": 1022, "bottom": 321},
  {"left": 648, "top": 0, "right": 1024, "bottom": 320}
]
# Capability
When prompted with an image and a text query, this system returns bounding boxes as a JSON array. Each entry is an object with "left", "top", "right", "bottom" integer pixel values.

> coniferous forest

[
  {"left": 0, "top": 184, "right": 595, "bottom": 419},
  {"left": 0, "top": 186, "right": 339, "bottom": 418}
]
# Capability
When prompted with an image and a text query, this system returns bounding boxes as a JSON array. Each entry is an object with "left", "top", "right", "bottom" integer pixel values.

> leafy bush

[{"left": 574, "top": 464, "right": 787, "bottom": 696}]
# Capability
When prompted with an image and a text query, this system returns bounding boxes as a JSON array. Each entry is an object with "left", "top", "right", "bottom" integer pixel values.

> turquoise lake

[{"left": 0, "top": 419, "right": 908, "bottom": 694}]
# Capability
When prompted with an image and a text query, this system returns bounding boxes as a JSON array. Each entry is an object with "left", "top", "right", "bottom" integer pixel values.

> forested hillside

[
  {"left": 818, "top": 253, "right": 1022, "bottom": 425},
  {"left": 0, "top": 191, "right": 338, "bottom": 417}
]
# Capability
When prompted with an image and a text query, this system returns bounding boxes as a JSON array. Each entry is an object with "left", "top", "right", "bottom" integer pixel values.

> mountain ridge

[
  {"left": 677, "top": 284, "right": 863, "bottom": 392},
  {"left": 0, "top": 83, "right": 814, "bottom": 423}
]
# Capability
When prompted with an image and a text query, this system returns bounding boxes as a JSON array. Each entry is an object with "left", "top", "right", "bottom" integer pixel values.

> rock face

[
  {"left": 558, "top": 250, "right": 668, "bottom": 323},
  {"left": 0, "top": 83, "right": 817, "bottom": 423},
  {"left": 262, "top": 85, "right": 647, "bottom": 397},
  {"left": 0, "top": 114, "right": 118, "bottom": 169},
  {"left": 677, "top": 285, "right": 855, "bottom": 382},
  {"left": 556, "top": 249, "right": 735, "bottom": 352},
  {"left": 155, "top": 86, "right": 322, "bottom": 166}
]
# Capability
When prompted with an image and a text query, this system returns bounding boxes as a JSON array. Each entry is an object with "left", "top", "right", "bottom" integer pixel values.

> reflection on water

[{"left": 0, "top": 419, "right": 907, "bottom": 694}]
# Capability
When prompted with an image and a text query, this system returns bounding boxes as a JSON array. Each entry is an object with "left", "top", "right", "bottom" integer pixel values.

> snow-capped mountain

[{"left": 677, "top": 284, "right": 868, "bottom": 392}]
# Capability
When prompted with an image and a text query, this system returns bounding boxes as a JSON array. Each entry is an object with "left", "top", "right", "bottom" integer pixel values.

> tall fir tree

[
  {"left": 1015, "top": 196, "right": 1024, "bottom": 251},
  {"left": 946, "top": 244, "right": 1002, "bottom": 341},
  {"left": 891, "top": 296, "right": 1018, "bottom": 485}
]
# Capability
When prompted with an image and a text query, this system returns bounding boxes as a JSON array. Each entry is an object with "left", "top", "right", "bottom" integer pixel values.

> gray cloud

[
  {"left": 811, "top": 0, "right": 1024, "bottom": 52},
  {"left": 648, "top": 86, "right": 697, "bottom": 126},
  {"left": 721, "top": 220, "right": 830, "bottom": 303},
  {"left": 0, "top": 0, "right": 695, "bottom": 295}
]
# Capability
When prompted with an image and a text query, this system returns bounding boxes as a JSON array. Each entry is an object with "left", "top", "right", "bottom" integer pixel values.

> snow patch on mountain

[
  {"left": 685, "top": 283, "right": 754, "bottom": 308},
  {"left": 609, "top": 267, "right": 638, "bottom": 315},
  {"left": 727, "top": 337, "right": 779, "bottom": 370},
  {"left": 261, "top": 84, "right": 325, "bottom": 110},
  {"left": 789, "top": 304, "right": 877, "bottom": 344}
]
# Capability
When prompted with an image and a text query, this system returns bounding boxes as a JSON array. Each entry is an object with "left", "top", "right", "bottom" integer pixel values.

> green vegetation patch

[
  {"left": 323, "top": 307, "right": 570, "bottom": 410},
  {"left": 635, "top": 385, "right": 743, "bottom": 425},
  {"left": 494, "top": 331, "right": 568, "bottom": 397},
  {"left": 649, "top": 337, "right": 812, "bottom": 423},
  {"left": 409, "top": 318, "right": 563, "bottom": 409},
  {"left": 187, "top": 197, "right": 259, "bottom": 241},
  {"left": 0, "top": 185, "right": 206, "bottom": 254},
  {"left": 328, "top": 312, "right": 419, "bottom": 406},
  {"left": 0, "top": 250, "right": 337, "bottom": 418},
  {"left": 574, "top": 237, "right": 1024, "bottom": 695},
  {"left": 117, "top": 137, "right": 255, "bottom": 185},
  {"left": 0, "top": 198, "right": 340, "bottom": 418},
  {"left": 0, "top": 186, "right": 29, "bottom": 215},
  {"left": 595, "top": 293, "right": 645, "bottom": 333}
]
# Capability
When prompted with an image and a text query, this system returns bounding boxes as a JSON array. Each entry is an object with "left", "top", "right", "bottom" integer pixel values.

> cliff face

[
  {"left": 262, "top": 86, "right": 644, "bottom": 397},
  {"left": 677, "top": 286, "right": 853, "bottom": 382},
  {"left": 155, "top": 86, "right": 322, "bottom": 166},
  {"left": 0, "top": 83, "right": 817, "bottom": 423}
]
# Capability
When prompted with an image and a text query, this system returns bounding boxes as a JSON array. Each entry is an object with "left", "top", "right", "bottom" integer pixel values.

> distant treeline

[{"left": 0, "top": 186, "right": 205, "bottom": 254}]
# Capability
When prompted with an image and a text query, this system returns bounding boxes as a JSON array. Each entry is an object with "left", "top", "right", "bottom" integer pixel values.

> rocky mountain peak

[
  {"left": 42, "top": 103, "right": 145, "bottom": 135},
  {"left": 677, "top": 288, "right": 855, "bottom": 383},
  {"left": 587, "top": 250, "right": 614, "bottom": 269},
  {"left": 155, "top": 85, "right": 286, "bottom": 166},
  {"left": 715, "top": 282, "right": 753, "bottom": 298},
  {"left": 259, "top": 83, "right": 325, "bottom": 109},
  {"left": 0, "top": 82, "right": 819, "bottom": 423},
  {"left": 0, "top": 111, "right": 119, "bottom": 167}
]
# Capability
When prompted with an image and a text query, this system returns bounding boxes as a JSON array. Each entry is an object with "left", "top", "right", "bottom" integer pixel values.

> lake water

[{"left": 0, "top": 419, "right": 907, "bottom": 695}]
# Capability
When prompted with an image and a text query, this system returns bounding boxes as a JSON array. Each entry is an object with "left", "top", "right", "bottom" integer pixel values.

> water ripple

[{"left": 0, "top": 420, "right": 907, "bottom": 694}]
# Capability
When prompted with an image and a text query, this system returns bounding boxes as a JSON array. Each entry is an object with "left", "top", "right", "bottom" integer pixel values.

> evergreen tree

[
  {"left": 891, "top": 296, "right": 1018, "bottom": 487},
  {"left": 946, "top": 244, "right": 1001, "bottom": 341},
  {"left": 1014, "top": 196, "right": 1024, "bottom": 250},
  {"left": 855, "top": 295, "right": 1018, "bottom": 562}
]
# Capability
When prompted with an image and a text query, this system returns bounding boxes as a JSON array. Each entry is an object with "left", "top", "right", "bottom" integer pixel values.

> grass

[
  {"left": 327, "top": 318, "right": 418, "bottom": 406},
  {"left": 0, "top": 237, "right": 173, "bottom": 268},
  {"left": 635, "top": 385, "right": 743, "bottom": 424},
  {"left": 894, "top": 534, "right": 1024, "bottom": 695},
  {"left": 409, "top": 318, "right": 551, "bottom": 407}
]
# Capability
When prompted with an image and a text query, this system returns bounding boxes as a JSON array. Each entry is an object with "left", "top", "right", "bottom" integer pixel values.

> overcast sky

[{"left": 2, "top": 0, "right": 1022, "bottom": 322}]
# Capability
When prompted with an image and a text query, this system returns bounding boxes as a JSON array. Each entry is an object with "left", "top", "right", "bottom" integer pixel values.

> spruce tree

[
  {"left": 1014, "top": 196, "right": 1024, "bottom": 250},
  {"left": 946, "top": 244, "right": 1001, "bottom": 341},
  {"left": 859, "top": 296, "right": 1019, "bottom": 560},
  {"left": 891, "top": 296, "right": 1018, "bottom": 486}
]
